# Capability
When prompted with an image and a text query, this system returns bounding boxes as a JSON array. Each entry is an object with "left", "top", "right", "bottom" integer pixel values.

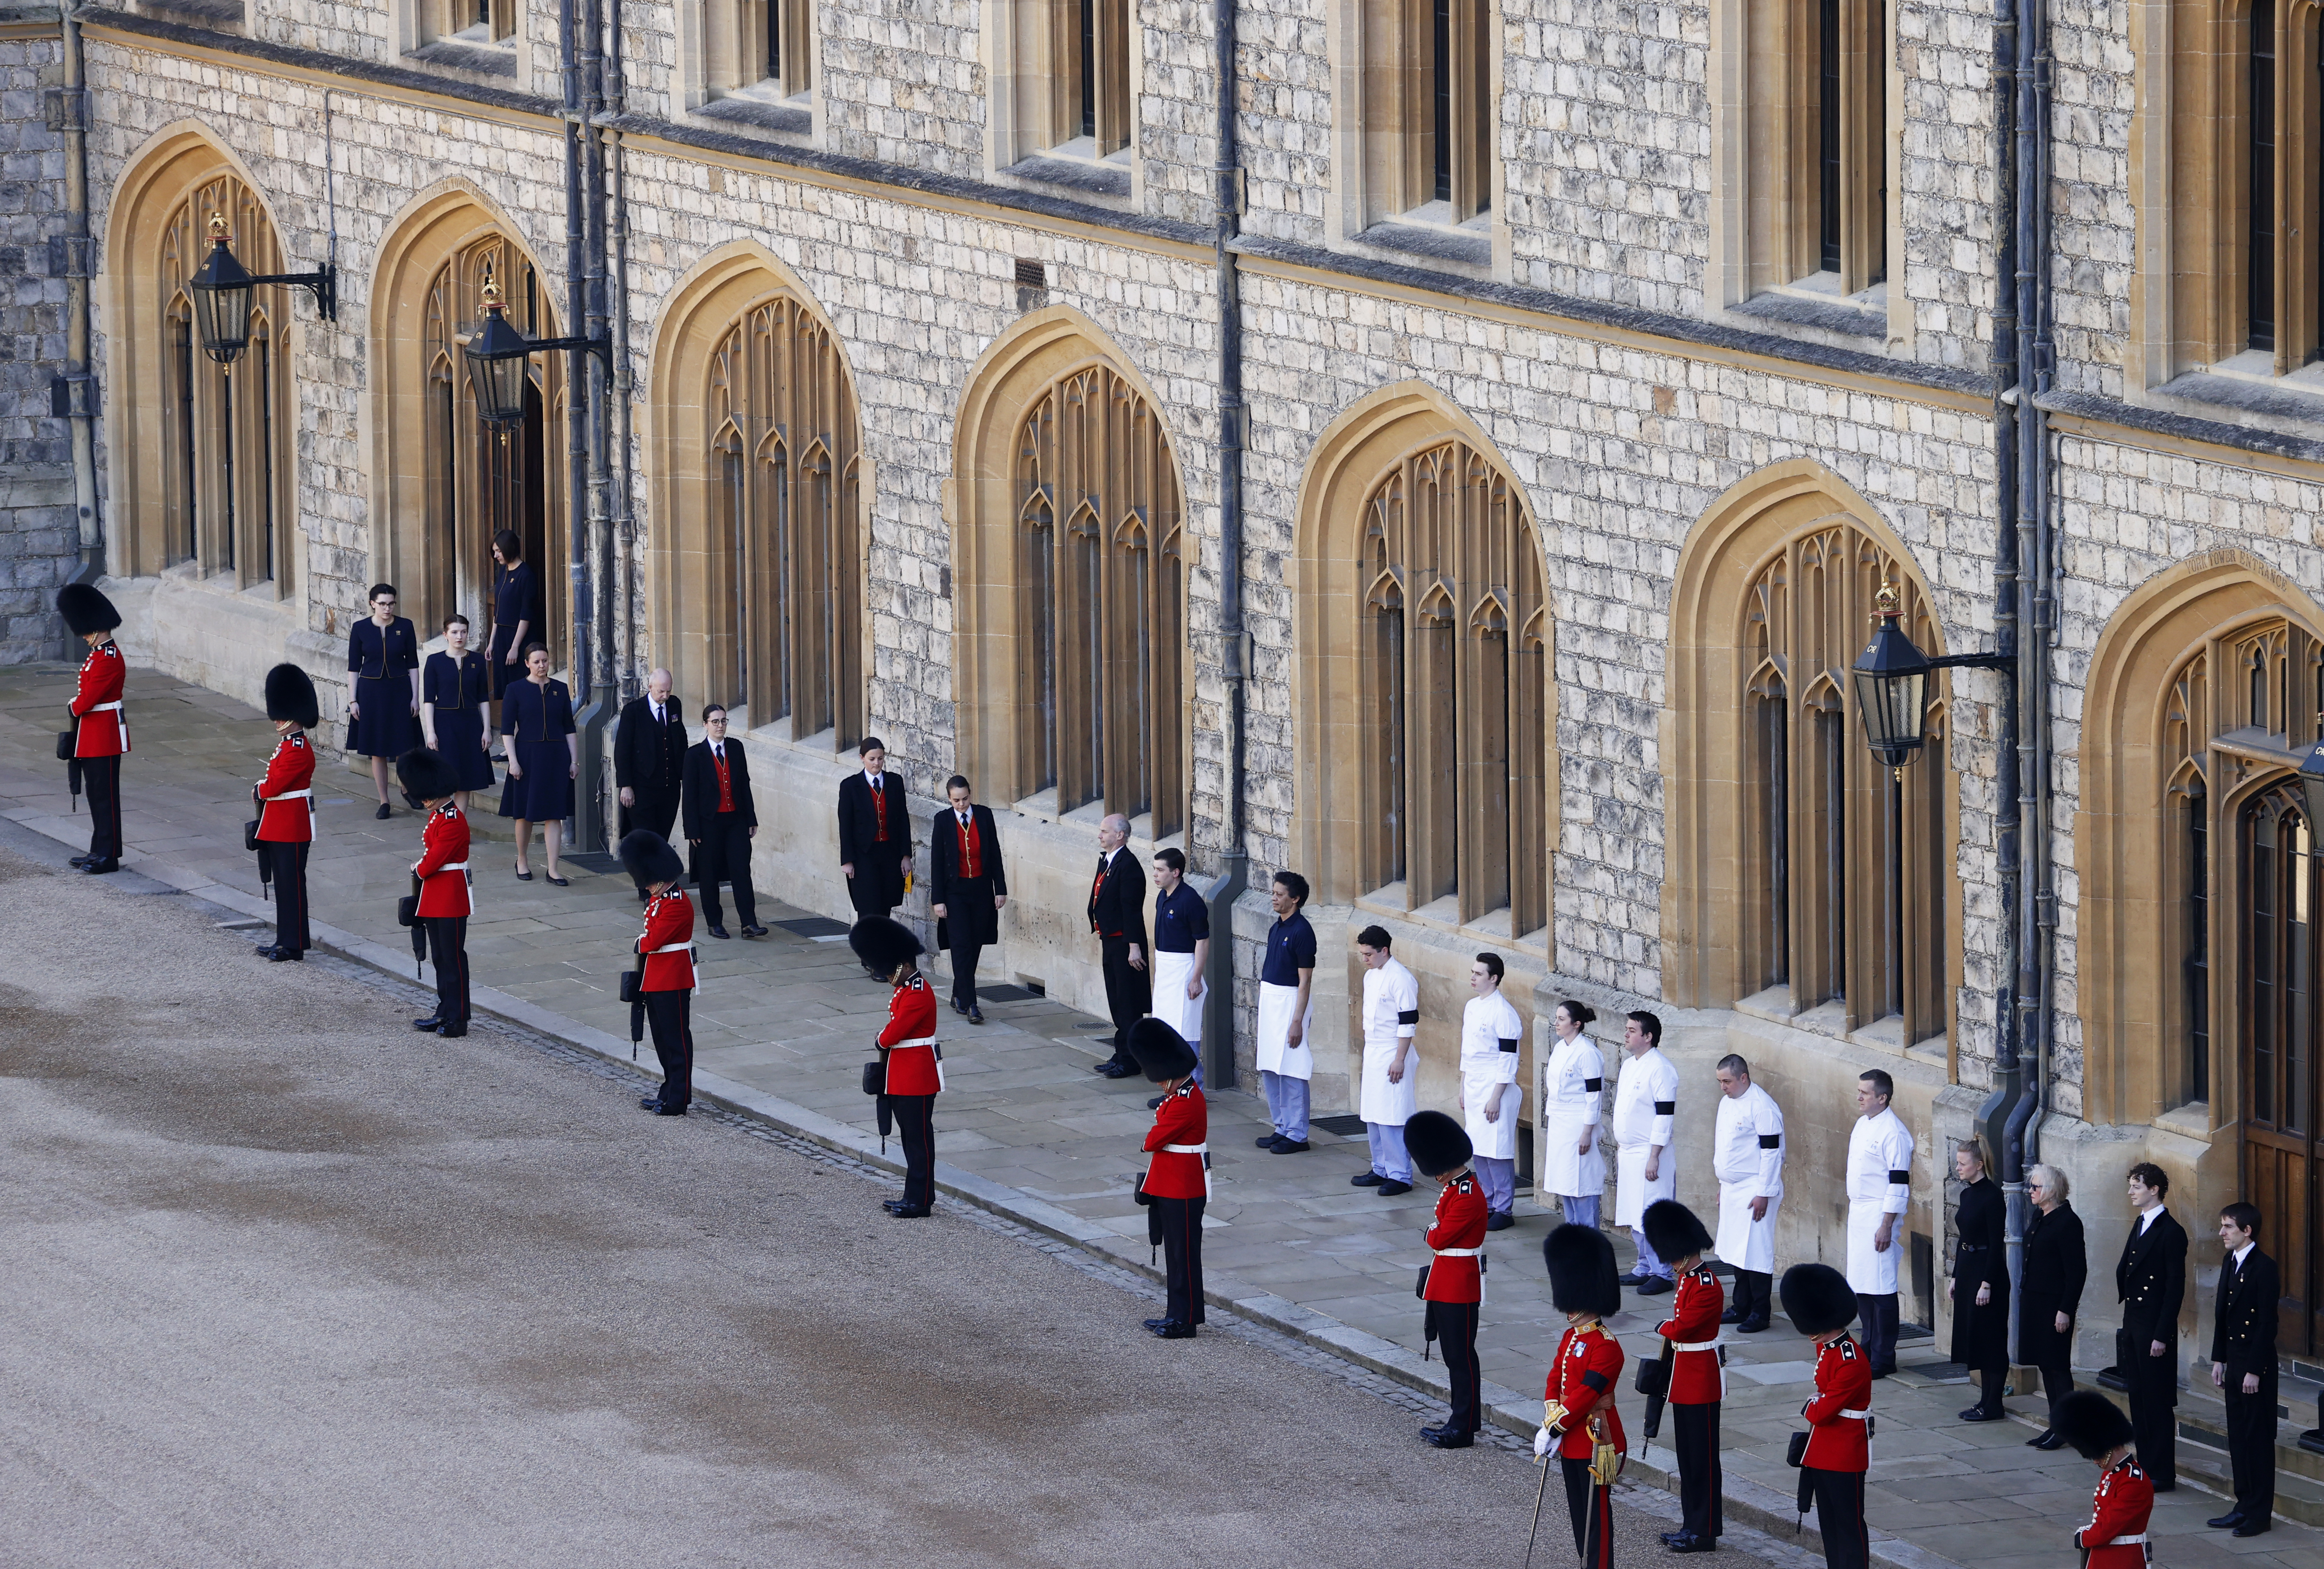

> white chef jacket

[
  {"left": 1537, "top": 1033, "right": 1606, "bottom": 1198},
  {"left": 1712, "top": 1082, "right": 1785, "bottom": 1272},
  {"left": 1611, "top": 1045, "right": 1679, "bottom": 1228},
  {"left": 1844, "top": 1105, "right": 1915, "bottom": 1294},
  {"left": 1358, "top": 956, "right": 1420, "bottom": 1127},
  {"left": 1460, "top": 989, "right": 1524, "bottom": 1161}
]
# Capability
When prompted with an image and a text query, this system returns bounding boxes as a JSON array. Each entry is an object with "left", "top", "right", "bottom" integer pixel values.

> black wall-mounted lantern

[
  {"left": 187, "top": 213, "right": 338, "bottom": 364},
  {"left": 462, "top": 276, "right": 610, "bottom": 426}
]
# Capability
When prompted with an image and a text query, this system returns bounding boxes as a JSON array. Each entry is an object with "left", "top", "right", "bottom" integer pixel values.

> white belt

[
  {"left": 89, "top": 701, "right": 123, "bottom": 712},
  {"left": 1161, "top": 1143, "right": 1207, "bottom": 1154},
  {"left": 649, "top": 941, "right": 693, "bottom": 954},
  {"left": 265, "top": 789, "right": 313, "bottom": 802},
  {"left": 2103, "top": 1535, "right": 2147, "bottom": 1547},
  {"left": 437, "top": 861, "right": 469, "bottom": 872},
  {"left": 1433, "top": 1246, "right": 1484, "bottom": 1258},
  {"left": 1673, "top": 1339, "right": 1722, "bottom": 1353},
  {"left": 891, "top": 1035, "right": 937, "bottom": 1048},
  {"left": 1839, "top": 1407, "right": 1871, "bottom": 1419}
]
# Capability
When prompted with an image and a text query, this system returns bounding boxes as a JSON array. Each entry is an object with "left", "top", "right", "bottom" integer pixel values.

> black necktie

[{"left": 961, "top": 813, "right": 971, "bottom": 830}]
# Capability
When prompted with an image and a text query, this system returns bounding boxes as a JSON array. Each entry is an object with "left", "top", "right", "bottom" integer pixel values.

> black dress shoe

[
  {"left": 2028, "top": 1430, "right": 2066, "bottom": 1450},
  {"left": 436, "top": 1026, "right": 467, "bottom": 1038},
  {"left": 414, "top": 1016, "right": 442, "bottom": 1031},
  {"left": 653, "top": 1103, "right": 687, "bottom": 1116},
  {"left": 1720, "top": 1308, "right": 1742, "bottom": 1324},
  {"left": 2206, "top": 1512, "right": 2246, "bottom": 1530},
  {"left": 1668, "top": 1533, "right": 1718, "bottom": 1553},
  {"left": 2232, "top": 1521, "right": 2271, "bottom": 1538},
  {"left": 952, "top": 997, "right": 969, "bottom": 1015},
  {"left": 967, "top": 1006, "right": 984, "bottom": 1024},
  {"left": 1152, "top": 1321, "right": 1195, "bottom": 1339},
  {"left": 253, "top": 944, "right": 280, "bottom": 959},
  {"left": 1272, "top": 1139, "right": 1312, "bottom": 1154},
  {"left": 1958, "top": 1407, "right": 2006, "bottom": 1422},
  {"left": 1735, "top": 1318, "right": 1769, "bottom": 1333},
  {"left": 742, "top": 924, "right": 767, "bottom": 938},
  {"left": 1143, "top": 1318, "right": 1173, "bottom": 1332},
  {"left": 266, "top": 947, "right": 302, "bottom": 961},
  {"left": 1376, "top": 1178, "right": 1412, "bottom": 1195},
  {"left": 1424, "top": 1428, "right": 1473, "bottom": 1449},
  {"left": 68, "top": 854, "right": 90, "bottom": 868},
  {"left": 82, "top": 860, "right": 119, "bottom": 874},
  {"left": 1486, "top": 1211, "right": 1515, "bottom": 1232},
  {"left": 887, "top": 1205, "right": 931, "bottom": 1219},
  {"left": 707, "top": 924, "right": 731, "bottom": 940},
  {"left": 884, "top": 1200, "right": 909, "bottom": 1214},
  {"left": 1352, "top": 1171, "right": 1385, "bottom": 1186},
  {"left": 1257, "top": 1135, "right": 1282, "bottom": 1149},
  {"left": 375, "top": 802, "right": 393, "bottom": 820},
  {"left": 1660, "top": 1532, "right": 1689, "bottom": 1547},
  {"left": 1636, "top": 1275, "right": 1676, "bottom": 1295},
  {"left": 1098, "top": 1062, "right": 1136, "bottom": 1079},
  {"left": 1147, "top": 1095, "right": 1166, "bottom": 1110}
]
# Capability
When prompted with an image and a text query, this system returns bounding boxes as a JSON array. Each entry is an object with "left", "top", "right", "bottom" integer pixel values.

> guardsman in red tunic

[
  {"left": 853, "top": 917, "right": 941, "bottom": 1215},
  {"left": 1130, "top": 1017, "right": 1207, "bottom": 1338},
  {"left": 1644, "top": 1199, "right": 1725, "bottom": 1552},
  {"left": 57, "top": 584, "right": 128, "bottom": 874},
  {"left": 252, "top": 664, "right": 320, "bottom": 961},
  {"left": 1536, "top": 1223, "right": 1627, "bottom": 1569},
  {"left": 620, "top": 829, "right": 697, "bottom": 1116},
  {"left": 1407, "top": 1108, "right": 1487, "bottom": 1447},
  {"left": 2056, "top": 1392, "right": 2153, "bottom": 1569},
  {"left": 400, "top": 748, "right": 473, "bottom": 1036},
  {"left": 1782, "top": 1264, "right": 1873, "bottom": 1569}
]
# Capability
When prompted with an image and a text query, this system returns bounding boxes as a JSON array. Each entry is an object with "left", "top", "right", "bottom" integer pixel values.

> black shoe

[
  {"left": 1271, "top": 1138, "right": 1311, "bottom": 1154},
  {"left": 2206, "top": 1513, "right": 2245, "bottom": 1530},
  {"left": 1424, "top": 1428, "right": 1473, "bottom": 1449},
  {"left": 1959, "top": 1407, "right": 2006, "bottom": 1422},
  {"left": 887, "top": 1205, "right": 930, "bottom": 1219},
  {"left": 436, "top": 1026, "right": 467, "bottom": 1038},
  {"left": 1735, "top": 1318, "right": 1770, "bottom": 1334},
  {"left": 375, "top": 802, "right": 392, "bottom": 820},
  {"left": 414, "top": 1016, "right": 442, "bottom": 1031},
  {"left": 1636, "top": 1275, "right": 1676, "bottom": 1295},
  {"left": 1257, "top": 1135, "right": 1283, "bottom": 1149},
  {"left": 1486, "top": 1211, "right": 1515, "bottom": 1232},
  {"left": 1872, "top": 1366, "right": 1898, "bottom": 1379},
  {"left": 742, "top": 924, "right": 767, "bottom": 938},
  {"left": 2232, "top": 1521, "right": 2271, "bottom": 1538},
  {"left": 1668, "top": 1534, "right": 1717, "bottom": 1554},
  {"left": 707, "top": 924, "right": 731, "bottom": 940},
  {"left": 267, "top": 946, "right": 302, "bottom": 961},
  {"left": 637, "top": 888, "right": 651, "bottom": 903},
  {"left": 653, "top": 1103, "right": 687, "bottom": 1116},
  {"left": 952, "top": 997, "right": 969, "bottom": 1015},
  {"left": 68, "top": 855, "right": 90, "bottom": 868},
  {"left": 2027, "top": 1430, "right": 2062, "bottom": 1449},
  {"left": 1147, "top": 1095, "right": 1165, "bottom": 1110},
  {"left": 1660, "top": 1533, "right": 1689, "bottom": 1547},
  {"left": 1720, "top": 1308, "right": 1741, "bottom": 1324},
  {"left": 967, "top": 1006, "right": 984, "bottom": 1025},
  {"left": 1376, "top": 1178, "right": 1411, "bottom": 1195},
  {"left": 640, "top": 1098, "right": 664, "bottom": 1111},
  {"left": 1621, "top": 1270, "right": 1652, "bottom": 1287},
  {"left": 884, "top": 1200, "right": 909, "bottom": 1214},
  {"left": 1098, "top": 1062, "right": 1136, "bottom": 1079},
  {"left": 1352, "top": 1171, "right": 1385, "bottom": 1187},
  {"left": 1152, "top": 1321, "right": 1195, "bottom": 1339},
  {"left": 1143, "top": 1318, "right": 1172, "bottom": 1332},
  {"left": 82, "top": 859, "right": 119, "bottom": 874},
  {"left": 253, "top": 944, "right": 280, "bottom": 959}
]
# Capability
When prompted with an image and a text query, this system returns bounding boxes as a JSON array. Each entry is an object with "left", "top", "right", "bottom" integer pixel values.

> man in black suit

[
  {"left": 839, "top": 737, "right": 913, "bottom": 976},
  {"left": 1088, "top": 812, "right": 1150, "bottom": 1078},
  {"left": 615, "top": 668, "right": 686, "bottom": 902},
  {"left": 2116, "top": 1161, "right": 2188, "bottom": 1491},
  {"left": 930, "top": 774, "right": 1007, "bottom": 1025},
  {"left": 682, "top": 705, "right": 763, "bottom": 941},
  {"left": 2207, "top": 1201, "right": 2279, "bottom": 1535}
]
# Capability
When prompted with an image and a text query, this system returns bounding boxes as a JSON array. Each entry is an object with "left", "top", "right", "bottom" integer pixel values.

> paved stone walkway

[{"left": 3, "top": 661, "right": 2316, "bottom": 1569}]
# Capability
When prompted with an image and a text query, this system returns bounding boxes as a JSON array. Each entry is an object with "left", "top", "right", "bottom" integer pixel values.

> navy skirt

[
  {"left": 498, "top": 737, "right": 574, "bottom": 821},
  {"left": 431, "top": 709, "right": 498, "bottom": 792},
  {"left": 347, "top": 675, "right": 422, "bottom": 758}
]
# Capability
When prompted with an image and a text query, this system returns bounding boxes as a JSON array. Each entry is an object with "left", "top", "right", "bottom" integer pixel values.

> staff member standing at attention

[
  {"left": 1411, "top": 1108, "right": 1486, "bottom": 1447},
  {"left": 2019, "top": 1163, "right": 2087, "bottom": 1449},
  {"left": 614, "top": 668, "right": 686, "bottom": 898},
  {"left": 1461, "top": 952, "right": 1525, "bottom": 1229},
  {"left": 2115, "top": 1162, "right": 2186, "bottom": 1490},
  {"left": 59, "top": 583, "right": 128, "bottom": 874},
  {"left": 2208, "top": 1201, "right": 2278, "bottom": 1535},
  {"left": 486, "top": 530, "right": 533, "bottom": 741},
  {"left": 2056, "top": 1392, "right": 2154, "bottom": 1569},
  {"left": 1352, "top": 926, "right": 1418, "bottom": 1197},
  {"left": 252, "top": 663, "right": 319, "bottom": 961},
  {"left": 1949, "top": 1138, "right": 2010, "bottom": 1421},
  {"left": 1783, "top": 1263, "right": 1873, "bottom": 1569},
  {"left": 621, "top": 830, "right": 697, "bottom": 1116},
  {"left": 682, "top": 705, "right": 764, "bottom": 941},
  {"left": 1541, "top": 1000, "right": 1608, "bottom": 1229},
  {"left": 1148, "top": 848, "right": 1208, "bottom": 1077},
  {"left": 930, "top": 775, "right": 1007, "bottom": 1024},
  {"left": 1645, "top": 1200, "right": 1725, "bottom": 1553},
  {"left": 345, "top": 584, "right": 421, "bottom": 821},
  {"left": 838, "top": 737, "right": 912, "bottom": 951},
  {"left": 1534, "top": 1223, "right": 1627, "bottom": 1569},
  {"left": 499, "top": 644, "right": 578, "bottom": 885},
  {"left": 1087, "top": 813, "right": 1149, "bottom": 1077},
  {"left": 1613, "top": 1010, "right": 1680, "bottom": 1291},
  {"left": 402, "top": 747, "right": 472, "bottom": 1037},
  {"left": 1132, "top": 1017, "right": 1207, "bottom": 1339},
  {"left": 853, "top": 916, "right": 941, "bottom": 1217},
  {"left": 1712, "top": 1054, "right": 1784, "bottom": 1331},
  {"left": 1254, "top": 870, "right": 1317, "bottom": 1152},
  {"left": 1845, "top": 1068, "right": 1914, "bottom": 1376},
  {"left": 419, "top": 615, "right": 493, "bottom": 810}
]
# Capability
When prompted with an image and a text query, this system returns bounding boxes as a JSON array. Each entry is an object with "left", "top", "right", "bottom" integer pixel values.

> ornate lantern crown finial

[
  {"left": 480, "top": 276, "right": 504, "bottom": 312},
  {"left": 1873, "top": 579, "right": 1902, "bottom": 622},
  {"left": 207, "top": 212, "right": 229, "bottom": 243}
]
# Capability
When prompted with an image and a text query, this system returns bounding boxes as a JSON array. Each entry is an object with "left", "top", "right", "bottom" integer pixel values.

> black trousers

[
  {"left": 893, "top": 1093, "right": 936, "bottom": 1208},
  {"left": 945, "top": 886, "right": 997, "bottom": 1008},
  {"left": 2035, "top": 1360, "right": 2074, "bottom": 1428},
  {"left": 423, "top": 915, "right": 469, "bottom": 1028},
  {"left": 621, "top": 794, "right": 679, "bottom": 886},
  {"left": 1731, "top": 1269, "right": 1773, "bottom": 1326},
  {"left": 694, "top": 816, "right": 756, "bottom": 928},
  {"left": 2225, "top": 1367, "right": 2278, "bottom": 1519},
  {"left": 1155, "top": 1193, "right": 1206, "bottom": 1325},
  {"left": 1856, "top": 1292, "right": 1900, "bottom": 1373},
  {"left": 1807, "top": 1467, "right": 1868, "bottom": 1569},
  {"left": 1674, "top": 1401, "right": 1723, "bottom": 1538},
  {"left": 1561, "top": 1456, "right": 1615, "bottom": 1569},
  {"left": 2127, "top": 1340, "right": 2177, "bottom": 1488},
  {"left": 271, "top": 840, "right": 311, "bottom": 952},
  {"left": 82, "top": 754, "right": 122, "bottom": 864},
  {"left": 1099, "top": 935, "right": 1151, "bottom": 1063},
  {"left": 1433, "top": 1299, "right": 1480, "bottom": 1433},
  {"left": 847, "top": 852, "right": 904, "bottom": 922},
  {"left": 644, "top": 989, "right": 694, "bottom": 1109}
]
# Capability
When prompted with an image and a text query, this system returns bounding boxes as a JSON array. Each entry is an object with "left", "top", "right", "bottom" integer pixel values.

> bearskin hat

[
  {"left": 1641, "top": 1199, "right": 1714, "bottom": 1265},
  {"left": 618, "top": 828, "right": 686, "bottom": 891},
  {"left": 264, "top": 662, "right": 320, "bottom": 730},
  {"left": 1544, "top": 1222, "right": 1622, "bottom": 1317},
  {"left": 1129, "top": 1017, "right": 1200, "bottom": 1082},
  {"left": 396, "top": 747, "right": 462, "bottom": 805},
  {"left": 2053, "top": 1391, "right": 2136, "bottom": 1461},
  {"left": 848, "top": 916, "right": 925, "bottom": 978},
  {"left": 1404, "top": 1109, "right": 1474, "bottom": 1178},
  {"left": 1779, "top": 1263, "right": 1859, "bottom": 1336},
  {"left": 56, "top": 582, "right": 121, "bottom": 636}
]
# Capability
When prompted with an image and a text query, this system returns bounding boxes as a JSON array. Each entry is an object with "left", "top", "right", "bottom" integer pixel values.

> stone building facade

[{"left": 8, "top": 0, "right": 2321, "bottom": 1366}]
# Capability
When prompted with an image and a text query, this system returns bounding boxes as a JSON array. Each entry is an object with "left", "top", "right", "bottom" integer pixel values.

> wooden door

[{"left": 2242, "top": 785, "right": 2321, "bottom": 1355}]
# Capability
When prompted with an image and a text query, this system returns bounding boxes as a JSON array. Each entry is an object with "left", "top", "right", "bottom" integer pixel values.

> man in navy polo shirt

[
  {"left": 1255, "top": 870, "right": 1319, "bottom": 1153},
  {"left": 1149, "top": 847, "right": 1210, "bottom": 1110}
]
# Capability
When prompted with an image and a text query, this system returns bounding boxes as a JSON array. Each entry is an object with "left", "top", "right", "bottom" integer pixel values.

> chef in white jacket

[
  {"left": 1353, "top": 925, "right": 1419, "bottom": 1196},
  {"left": 1712, "top": 1052, "right": 1784, "bottom": 1331},
  {"left": 1538, "top": 998, "right": 1608, "bottom": 1229},
  {"left": 1612, "top": 1010, "right": 1680, "bottom": 1292},
  {"left": 1458, "top": 951, "right": 1524, "bottom": 1229},
  {"left": 1844, "top": 1066, "right": 1914, "bottom": 1375}
]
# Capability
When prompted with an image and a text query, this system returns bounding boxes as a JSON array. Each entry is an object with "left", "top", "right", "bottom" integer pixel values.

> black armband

[
  {"left": 1397, "top": 1009, "right": 1420, "bottom": 1025},
  {"left": 1654, "top": 1100, "right": 1675, "bottom": 1114},
  {"left": 1759, "top": 1134, "right": 1781, "bottom": 1149},
  {"left": 1499, "top": 1036, "right": 1520, "bottom": 1054},
  {"left": 1583, "top": 1077, "right": 1603, "bottom": 1092},
  {"left": 1581, "top": 1370, "right": 1610, "bottom": 1393},
  {"left": 1887, "top": 1169, "right": 1910, "bottom": 1184}
]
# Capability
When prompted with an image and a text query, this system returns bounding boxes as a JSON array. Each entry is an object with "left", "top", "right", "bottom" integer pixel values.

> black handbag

[{"left": 1786, "top": 1431, "right": 1810, "bottom": 1468}]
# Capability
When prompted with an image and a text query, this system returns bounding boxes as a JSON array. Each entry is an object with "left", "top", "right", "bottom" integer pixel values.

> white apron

[
  {"left": 1462, "top": 1060, "right": 1519, "bottom": 1161},
  {"left": 1360, "top": 1039, "right": 1418, "bottom": 1125},
  {"left": 1714, "top": 1182, "right": 1780, "bottom": 1273},
  {"left": 1614, "top": 1144, "right": 1676, "bottom": 1229},
  {"left": 1255, "top": 981, "right": 1313, "bottom": 1079},
  {"left": 1150, "top": 948, "right": 1204, "bottom": 1043},
  {"left": 1847, "top": 1201, "right": 1900, "bottom": 1294},
  {"left": 1536, "top": 1034, "right": 1607, "bottom": 1197}
]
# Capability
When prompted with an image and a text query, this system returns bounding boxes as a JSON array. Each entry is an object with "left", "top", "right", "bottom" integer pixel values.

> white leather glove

[{"left": 1534, "top": 1425, "right": 1554, "bottom": 1458}]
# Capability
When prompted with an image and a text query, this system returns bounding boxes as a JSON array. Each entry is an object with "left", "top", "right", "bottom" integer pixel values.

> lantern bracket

[
  {"left": 1927, "top": 651, "right": 2016, "bottom": 673},
  {"left": 245, "top": 262, "right": 338, "bottom": 323}
]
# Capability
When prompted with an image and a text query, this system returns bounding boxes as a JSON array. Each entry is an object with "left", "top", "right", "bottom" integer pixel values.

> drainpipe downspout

[
  {"left": 56, "top": 0, "right": 102, "bottom": 588},
  {"left": 602, "top": 0, "right": 637, "bottom": 699}
]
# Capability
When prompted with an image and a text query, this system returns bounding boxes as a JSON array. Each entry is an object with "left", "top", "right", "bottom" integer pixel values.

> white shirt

[
  {"left": 652, "top": 700, "right": 666, "bottom": 725},
  {"left": 1713, "top": 1083, "right": 1784, "bottom": 1193},
  {"left": 1361, "top": 959, "right": 1420, "bottom": 1048},
  {"left": 1846, "top": 1106, "right": 1914, "bottom": 1211},
  {"left": 864, "top": 768, "right": 883, "bottom": 789},
  {"left": 2138, "top": 1203, "right": 2164, "bottom": 1234},
  {"left": 2230, "top": 1241, "right": 2253, "bottom": 1271},
  {"left": 1612, "top": 1046, "right": 1679, "bottom": 1152},
  {"left": 710, "top": 741, "right": 726, "bottom": 761},
  {"left": 956, "top": 810, "right": 974, "bottom": 830}
]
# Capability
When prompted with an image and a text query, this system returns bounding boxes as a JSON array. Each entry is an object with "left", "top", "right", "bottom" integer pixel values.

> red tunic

[
  {"left": 1799, "top": 1333, "right": 1874, "bottom": 1471},
  {"left": 637, "top": 890, "right": 697, "bottom": 990},
  {"left": 1423, "top": 1172, "right": 1489, "bottom": 1302},
  {"left": 1142, "top": 1081, "right": 1208, "bottom": 1198},
  {"left": 2075, "top": 1455, "right": 2154, "bottom": 1569},
  {"left": 254, "top": 730, "right": 316, "bottom": 843},
  {"left": 69, "top": 640, "right": 127, "bottom": 756},
  {"left": 878, "top": 973, "right": 942, "bottom": 1094},
  {"left": 411, "top": 803, "right": 472, "bottom": 917},
  {"left": 1655, "top": 1265, "right": 1726, "bottom": 1403},
  {"left": 1544, "top": 1321, "right": 1628, "bottom": 1460}
]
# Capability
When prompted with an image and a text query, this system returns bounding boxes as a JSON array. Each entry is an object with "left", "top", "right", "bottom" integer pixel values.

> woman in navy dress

[
  {"left": 489, "top": 530, "right": 536, "bottom": 729},
  {"left": 500, "top": 643, "right": 577, "bottom": 884},
  {"left": 346, "top": 582, "right": 422, "bottom": 820},
  {"left": 420, "top": 613, "right": 496, "bottom": 809}
]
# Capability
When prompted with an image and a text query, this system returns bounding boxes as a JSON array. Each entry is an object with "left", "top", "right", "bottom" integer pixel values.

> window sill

[
  {"left": 1350, "top": 218, "right": 1493, "bottom": 274},
  {"left": 404, "top": 36, "right": 518, "bottom": 79},
  {"left": 1002, "top": 154, "right": 1133, "bottom": 203},
  {"left": 2149, "top": 363, "right": 2324, "bottom": 437},
  {"left": 135, "top": 0, "right": 243, "bottom": 28},
  {"left": 1350, "top": 881, "right": 1549, "bottom": 952},
  {"left": 2152, "top": 1102, "right": 2212, "bottom": 1141},
  {"left": 695, "top": 92, "right": 813, "bottom": 141},
  {"left": 1727, "top": 274, "right": 1888, "bottom": 341},
  {"left": 1736, "top": 984, "right": 1943, "bottom": 1059},
  {"left": 1001, "top": 787, "right": 1184, "bottom": 855}
]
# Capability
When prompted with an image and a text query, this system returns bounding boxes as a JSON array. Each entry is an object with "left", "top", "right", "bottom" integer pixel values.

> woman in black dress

[
  {"left": 488, "top": 530, "right": 536, "bottom": 744},
  {"left": 421, "top": 613, "right": 495, "bottom": 810},
  {"left": 2018, "top": 1162, "right": 2087, "bottom": 1449},
  {"left": 346, "top": 582, "right": 422, "bottom": 819},
  {"left": 500, "top": 643, "right": 577, "bottom": 884},
  {"left": 1949, "top": 1139, "right": 2011, "bottom": 1421}
]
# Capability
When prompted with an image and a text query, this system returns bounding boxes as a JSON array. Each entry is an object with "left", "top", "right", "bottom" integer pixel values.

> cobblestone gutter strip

[{"left": 58, "top": 830, "right": 1952, "bottom": 1569}]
